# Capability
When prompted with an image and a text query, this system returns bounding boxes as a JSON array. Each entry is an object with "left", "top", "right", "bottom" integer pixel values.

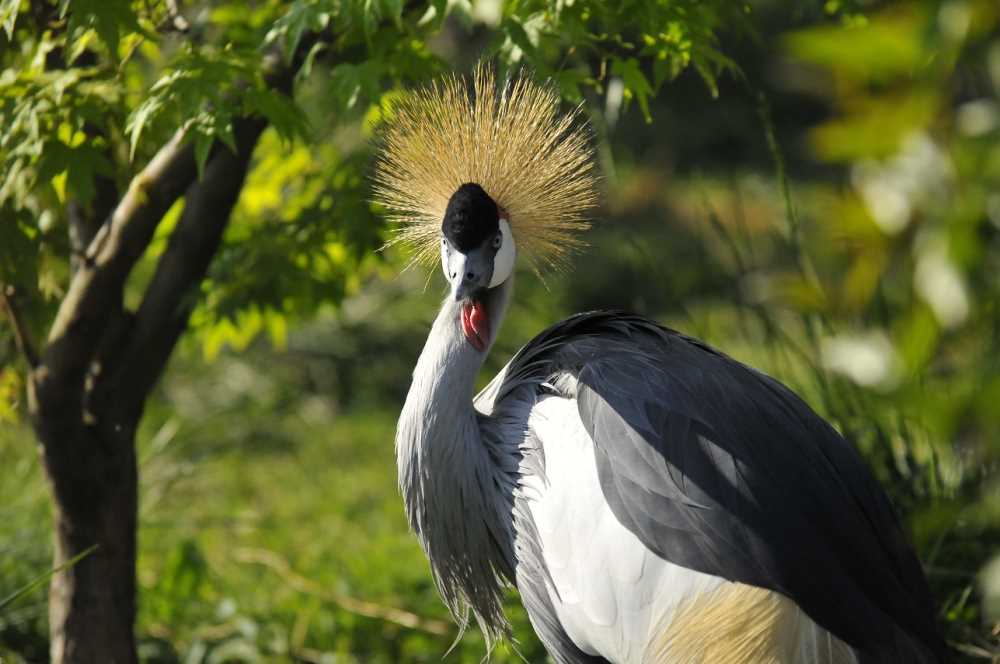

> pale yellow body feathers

[
  {"left": 647, "top": 583, "right": 857, "bottom": 664},
  {"left": 373, "top": 65, "right": 597, "bottom": 272}
]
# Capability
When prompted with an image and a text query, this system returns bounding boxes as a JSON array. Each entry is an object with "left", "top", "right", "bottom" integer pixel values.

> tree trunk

[
  {"left": 25, "top": 104, "right": 272, "bottom": 664},
  {"left": 25, "top": 110, "right": 273, "bottom": 663},
  {"left": 35, "top": 409, "right": 139, "bottom": 664},
  {"left": 11, "top": 25, "right": 313, "bottom": 663}
]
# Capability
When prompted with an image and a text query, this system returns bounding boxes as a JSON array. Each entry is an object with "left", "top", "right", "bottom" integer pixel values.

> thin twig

[
  {"left": 0, "top": 284, "right": 39, "bottom": 368},
  {"left": 233, "top": 546, "right": 452, "bottom": 636}
]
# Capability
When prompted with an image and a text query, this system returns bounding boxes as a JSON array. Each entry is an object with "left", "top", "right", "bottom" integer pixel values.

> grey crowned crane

[{"left": 374, "top": 67, "right": 947, "bottom": 663}]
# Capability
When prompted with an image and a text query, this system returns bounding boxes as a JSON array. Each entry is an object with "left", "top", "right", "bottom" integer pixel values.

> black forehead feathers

[{"left": 442, "top": 182, "right": 499, "bottom": 252}]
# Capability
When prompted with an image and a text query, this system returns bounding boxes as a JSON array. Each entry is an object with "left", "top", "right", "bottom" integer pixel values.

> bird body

[
  {"left": 520, "top": 393, "right": 856, "bottom": 664},
  {"left": 380, "top": 67, "right": 946, "bottom": 663},
  {"left": 396, "top": 292, "right": 943, "bottom": 662}
]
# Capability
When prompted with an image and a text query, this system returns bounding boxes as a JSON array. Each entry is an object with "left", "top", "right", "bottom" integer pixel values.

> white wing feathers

[{"left": 522, "top": 394, "right": 727, "bottom": 663}]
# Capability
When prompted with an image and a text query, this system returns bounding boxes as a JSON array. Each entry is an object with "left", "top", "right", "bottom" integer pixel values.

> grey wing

[{"left": 527, "top": 311, "right": 946, "bottom": 663}]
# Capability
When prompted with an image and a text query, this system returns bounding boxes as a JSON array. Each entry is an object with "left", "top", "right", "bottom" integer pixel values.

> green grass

[
  {"left": 0, "top": 332, "right": 545, "bottom": 662},
  {"left": 131, "top": 365, "right": 546, "bottom": 662},
  {"left": 0, "top": 426, "right": 52, "bottom": 663}
]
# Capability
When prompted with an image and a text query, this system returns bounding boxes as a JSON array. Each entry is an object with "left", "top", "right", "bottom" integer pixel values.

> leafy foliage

[
  {"left": 778, "top": 4, "right": 1000, "bottom": 650},
  {"left": 1, "top": 0, "right": 748, "bottom": 366},
  {"left": 489, "top": 0, "right": 742, "bottom": 110},
  {"left": 0, "top": 60, "right": 119, "bottom": 208}
]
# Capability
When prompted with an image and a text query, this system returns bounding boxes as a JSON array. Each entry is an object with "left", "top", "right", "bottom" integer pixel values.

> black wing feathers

[{"left": 513, "top": 310, "right": 946, "bottom": 663}]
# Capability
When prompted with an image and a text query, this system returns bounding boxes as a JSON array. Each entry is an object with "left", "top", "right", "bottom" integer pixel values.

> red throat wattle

[{"left": 461, "top": 300, "right": 489, "bottom": 352}]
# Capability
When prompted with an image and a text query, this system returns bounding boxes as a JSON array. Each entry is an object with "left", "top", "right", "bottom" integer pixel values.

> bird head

[
  {"left": 439, "top": 182, "right": 515, "bottom": 351},
  {"left": 373, "top": 64, "right": 597, "bottom": 349},
  {"left": 440, "top": 183, "right": 515, "bottom": 301}
]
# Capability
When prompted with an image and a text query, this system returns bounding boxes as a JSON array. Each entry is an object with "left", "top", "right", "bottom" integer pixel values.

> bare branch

[{"left": 1, "top": 284, "right": 39, "bottom": 368}]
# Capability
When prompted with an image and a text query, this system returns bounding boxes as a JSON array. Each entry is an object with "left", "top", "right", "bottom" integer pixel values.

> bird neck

[{"left": 395, "top": 278, "right": 514, "bottom": 642}]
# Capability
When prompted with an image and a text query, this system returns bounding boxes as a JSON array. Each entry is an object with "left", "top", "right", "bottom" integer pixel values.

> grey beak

[
  {"left": 446, "top": 246, "right": 494, "bottom": 301},
  {"left": 453, "top": 279, "right": 480, "bottom": 301}
]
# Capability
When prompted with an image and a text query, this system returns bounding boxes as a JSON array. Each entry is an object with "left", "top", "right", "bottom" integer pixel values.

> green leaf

[
  {"left": 243, "top": 88, "right": 310, "bottom": 144},
  {"left": 328, "top": 63, "right": 364, "bottom": 112},
  {"left": 693, "top": 58, "right": 719, "bottom": 99},
  {"left": 502, "top": 16, "right": 538, "bottom": 61},
  {"left": 125, "top": 45, "right": 262, "bottom": 161},
  {"left": 62, "top": 0, "right": 142, "bottom": 58},
  {"left": 652, "top": 56, "right": 681, "bottom": 90},
  {"left": 553, "top": 68, "right": 588, "bottom": 103},
  {"left": 64, "top": 143, "right": 114, "bottom": 205},
  {"left": 35, "top": 140, "right": 73, "bottom": 183},
  {"left": 611, "top": 57, "right": 653, "bottom": 123},
  {"left": 194, "top": 133, "right": 212, "bottom": 180},
  {"left": 362, "top": 0, "right": 379, "bottom": 40},
  {"left": 784, "top": 12, "right": 924, "bottom": 82},
  {"left": 126, "top": 97, "right": 162, "bottom": 161},
  {"left": 0, "top": 0, "right": 20, "bottom": 40},
  {"left": 214, "top": 119, "right": 237, "bottom": 154},
  {"left": 299, "top": 41, "right": 327, "bottom": 81},
  {"left": 0, "top": 212, "right": 38, "bottom": 288},
  {"left": 268, "top": 1, "right": 331, "bottom": 61},
  {"left": 0, "top": 368, "right": 22, "bottom": 424},
  {"left": 421, "top": 0, "right": 449, "bottom": 28},
  {"left": 67, "top": 28, "right": 98, "bottom": 65},
  {"left": 379, "top": 0, "right": 403, "bottom": 28}
]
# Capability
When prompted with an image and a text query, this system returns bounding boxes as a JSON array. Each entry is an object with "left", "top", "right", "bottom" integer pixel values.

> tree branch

[
  {"left": 111, "top": 37, "right": 319, "bottom": 416},
  {"left": 37, "top": 26, "right": 326, "bottom": 421},
  {"left": 1, "top": 284, "right": 39, "bottom": 368},
  {"left": 35, "top": 131, "right": 197, "bottom": 415},
  {"left": 113, "top": 115, "right": 268, "bottom": 416},
  {"left": 68, "top": 130, "right": 120, "bottom": 277}
]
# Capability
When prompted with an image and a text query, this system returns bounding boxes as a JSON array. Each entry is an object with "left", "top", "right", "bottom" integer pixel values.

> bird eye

[{"left": 492, "top": 233, "right": 502, "bottom": 250}]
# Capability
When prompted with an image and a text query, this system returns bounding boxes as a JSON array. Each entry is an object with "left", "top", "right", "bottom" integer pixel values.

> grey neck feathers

[{"left": 396, "top": 279, "right": 515, "bottom": 644}]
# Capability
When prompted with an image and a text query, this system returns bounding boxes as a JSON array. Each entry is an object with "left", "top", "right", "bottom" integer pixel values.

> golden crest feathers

[{"left": 372, "top": 64, "right": 597, "bottom": 273}]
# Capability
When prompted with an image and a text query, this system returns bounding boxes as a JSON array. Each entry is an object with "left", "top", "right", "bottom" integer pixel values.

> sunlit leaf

[
  {"left": 785, "top": 10, "right": 924, "bottom": 82},
  {"left": 0, "top": 368, "right": 21, "bottom": 423},
  {"left": 612, "top": 56, "right": 653, "bottom": 123},
  {"left": 810, "top": 91, "right": 939, "bottom": 161},
  {"left": 127, "top": 97, "right": 162, "bottom": 161},
  {"left": 243, "top": 88, "right": 310, "bottom": 144},
  {"left": 267, "top": 0, "right": 333, "bottom": 61},
  {"left": 62, "top": 0, "right": 142, "bottom": 58},
  {"left": 0, "top": 0, "right": 20, "bottom": 40},
  {"left": 194, "top": 133, "right": 212, "bottom": 180}
]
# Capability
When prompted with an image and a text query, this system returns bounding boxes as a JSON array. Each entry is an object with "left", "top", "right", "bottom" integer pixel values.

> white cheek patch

[
  {"left": 441, "top": 239, "right": 466, "bottom": 288},
  {"left": 489, "top": 219, "right": 516, "bottom": 287},
  {"left": 440, "top": 240, "right": 449, "bottom": 282}
]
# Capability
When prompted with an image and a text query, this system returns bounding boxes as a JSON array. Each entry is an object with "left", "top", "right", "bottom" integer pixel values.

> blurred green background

[{"left": 2, "top": 0, "right": 999, "bottom": 661}]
